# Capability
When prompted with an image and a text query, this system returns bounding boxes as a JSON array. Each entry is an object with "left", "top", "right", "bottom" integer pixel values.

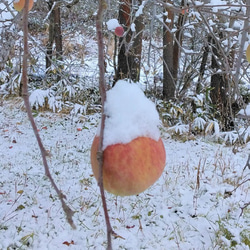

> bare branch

[
  {"left": 239, "top": 202, "right": 250, "bottom": 217},
  {"left": 226, "top": 178, "right": 250, "bottom": 196},
  {"left": 243, "top": 154, "right": 250, "bottom": 171},
  {"left": 96, "top": 0, "right": 114, "bottom": 249},
  {"left": 234, "top": 0, "right": 250, "bottom": 91},
  {"left": 21, "top": 0, "right": 76, "bottom": 230}
]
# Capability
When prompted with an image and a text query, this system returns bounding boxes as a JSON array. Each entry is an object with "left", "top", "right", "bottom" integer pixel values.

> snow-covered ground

[
  {"left": 0, "top": 2, "right": 249, "bottom": 248},
  {"left": 0, "top": 98, "right": 249, "bottom": 249}
]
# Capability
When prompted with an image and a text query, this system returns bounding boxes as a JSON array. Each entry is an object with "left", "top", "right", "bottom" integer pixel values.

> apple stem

[
  {"left": 21, "top": 0, "right": 76, "bottom": 229},
  {"left": 96, "top": 0, "right": 114, "bottom": 249}
]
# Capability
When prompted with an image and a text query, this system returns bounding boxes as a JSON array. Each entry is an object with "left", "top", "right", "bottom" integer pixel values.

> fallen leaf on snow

[{"left": 63, "top": 240, "right": 75, "bottom": 246}]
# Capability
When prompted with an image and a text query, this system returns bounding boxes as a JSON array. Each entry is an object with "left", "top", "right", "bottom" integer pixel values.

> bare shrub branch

[
  {"left": 96, "top": 0, "right": 114, "bottom": 249},
  {"left": 21, "top": 0, "right": 76, "bottom": 229},
  {"left": 243, "top": 154, "right": 250, "bottom": 171}
]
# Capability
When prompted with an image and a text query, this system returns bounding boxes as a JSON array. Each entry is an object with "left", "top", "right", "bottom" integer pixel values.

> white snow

[
  {"left": 101, "top": 80, "right": 160, "bottom": 149},
  {"left": 135, "top": 1, "right": 145, "bottom": 17},
  {"left": 106, "top": 19, "right": 120, "bottom": 31},
  {"left": 238, "top": 104, "right": 250, "bottom": 117},
  {"left": 131, "top": 23, "right": 136, "bottom": 32},
  {"left": 209, "top": 0, "right": 228, "bottom": 12},
  {"left": 165, "top": 18, "right": 172, "bottom": 23},
  {"left": 29, "top": 89, "right": 49, "bottom": 109},
  {"left": 193, "top": 1, "right": 204, "bottom": 7},
  {"left": 0, "top": 1, "right": 14, "bottom": 29},
  {"left": 0, "top": 4, "right": 250, "bottom": 249},
  {"left": 0, "top": 99, "right": 249, "bottom": 249}
]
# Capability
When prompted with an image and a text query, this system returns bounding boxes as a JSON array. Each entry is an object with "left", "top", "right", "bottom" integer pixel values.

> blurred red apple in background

[
  {"left": 14, "top": 0, "right": 34, "bottom": 12},
  {"left": 114, "top": 26, "right": 124, "bottom": 37}
]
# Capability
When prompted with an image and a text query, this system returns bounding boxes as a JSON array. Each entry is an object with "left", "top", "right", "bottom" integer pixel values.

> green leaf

[{"left": 16, "top": 205, "right": 25, "bottom": 211}]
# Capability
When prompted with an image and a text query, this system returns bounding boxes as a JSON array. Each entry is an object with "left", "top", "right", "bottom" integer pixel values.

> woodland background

[
  {"left": 0, "top": 0, "right": 249, "bottom": 141},
  {"left": 0, "top": 1, "right": 250, "bottom": 249}
]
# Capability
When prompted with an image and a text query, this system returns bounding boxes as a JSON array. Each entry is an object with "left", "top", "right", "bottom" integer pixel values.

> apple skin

[
  {"left": 14, "top": 0, "right": 34, "bottom": 12},
  {"left": 114, "top": 26, "right": 124, "bottom": 37},
  {"left": 91, "top": 136, "right": 166, "bottom": 196}
]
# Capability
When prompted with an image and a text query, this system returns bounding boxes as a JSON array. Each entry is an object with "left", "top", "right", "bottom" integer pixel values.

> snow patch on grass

[{"left": 0, "top": 100, "right": 249, "bottom": 249}]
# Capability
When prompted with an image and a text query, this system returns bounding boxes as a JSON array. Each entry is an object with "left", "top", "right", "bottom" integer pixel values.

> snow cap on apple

[
  {"left": 102, "top": 80, "right": 161, "bottom": 149},
  {"left": 106, "top": 18, "right": 124, "bottom": 37},
  {"left": 91, "top": 80, "right": 166, "bottom": 196}
]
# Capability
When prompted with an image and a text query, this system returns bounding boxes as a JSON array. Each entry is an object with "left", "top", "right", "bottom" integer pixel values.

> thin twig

[
  {"left": 43, "top": 1, "right": 57, "bottom": 22},
  {"left": 243, "top": 154, "right": 250, "bottom": 171},
  {"left": 239, "top": 202, "right": 250, "bottom": 217},
  {"left": 96, "top": 1, "right": 114, "bottom": 249},
  {"left": 21, "top": 0, "right": 76, "bottom": 229},
  {"left": 227, "top": 178, "right": 250, "bottom": 195}
]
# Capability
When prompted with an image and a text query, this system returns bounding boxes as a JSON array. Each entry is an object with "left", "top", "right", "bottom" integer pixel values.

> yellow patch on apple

[
  {"left": 13, "top": 0, "right": 34, "bottom": 12},
  {"left": 246, "top": 44, "right": 250, "bottom": 63},
  {"left": 91, "top": 136, "right": 166, "bottom": 196}
]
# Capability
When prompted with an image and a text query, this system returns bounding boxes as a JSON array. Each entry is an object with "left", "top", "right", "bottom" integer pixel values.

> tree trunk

[
  {"left": 196, "top": 35, "right": 211, "bottom": 93},
  {"left": 46, "top": 0, "right": 63, "bottom": 82},
  {"left": 54, "top": 6, "right": 62, "bottom": 62},
  {"left": 115, "top": 0, "right": 131, "bottom": 82},
  {"left": 210, "top": 36, "right": 233, "bottom": 131},
  {"left": 129, "top": 4, "right": 144, "bottom": 81},
  {"left": 54, "top": 5, "right": 63, "bottom": 81},
  {"left": 163, "top": 0, "right": 187, "bottom": 100},
  {"left": 163, "top": 2, "right": 175, "bottom": 100},
  {"left": 46, "top": 0, "right": 55, "bottom": 69},
  {"left": 114, "top": 0, "right": 144, "bottom": 84},
  {"left": 173, "top": 0, "right": 186, "bottom": 80}
]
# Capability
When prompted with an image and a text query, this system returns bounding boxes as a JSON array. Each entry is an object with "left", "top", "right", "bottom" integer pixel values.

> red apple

[
  {"left": 91, "top": 136, "right": 166, "bottom": 196},
  {"left": 14, "top": 0, "right": 34, "bottom": 12},
  {"left": 114, "top": 26, "right": 124, "bottom": 37}
]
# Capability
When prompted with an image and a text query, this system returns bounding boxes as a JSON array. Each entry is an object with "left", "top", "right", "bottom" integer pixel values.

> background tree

[
  {"left": 46, "top": 0, "right": 79, "bottom": 81},
  {"left": 46, "top": 0, "right": 63, "bottom": 70},
  {"left": 193, "top": 1, "right": 247, "bottom": 130},
  {"left": 210, "top": 33, "right": 232, "bottom": 130},
  {"left": 196, "top": 35, "right": 211, "bottom": 93},
  {"left": 162, "top": 0, "right": 187, "bottom": 100},
  {"left": 0, "top": 1, "right": 250, "bottom": 248},
  {"left": 0, "top": 0, "right": 249, "bottom": 133},
  {"left": 115, "top": 0, "right": 144, "bottom": 83}
]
